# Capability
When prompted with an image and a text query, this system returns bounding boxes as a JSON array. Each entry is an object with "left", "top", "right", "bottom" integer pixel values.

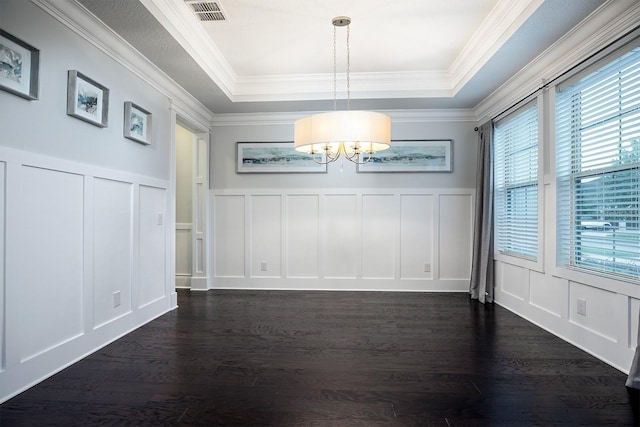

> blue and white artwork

[
  {"left": 74, "top": 76, "right": 103, "bottom": 122},
  {"left": 237, "top": 143, "right": 327, "bottom": 173},
  {"left": 358, "top": 140, "right": 452, "bottom": 172},
  {"left": 67, "top": 70, "right": 108, "bottom": 127},
  {"left": 77, "top": 88, "right": 98, "bottom": 114},
  {"left": 123, "top": 102, "right": 150, "bottom": 144},
  {"left": 129, "top": 109, "right": 145, "bottom": 138},
  {"left": 0, "top": 30, "right": 34, "bottom": 98},
  {"left": 0, "top": 42, "right": 22, "bottom": 84}
]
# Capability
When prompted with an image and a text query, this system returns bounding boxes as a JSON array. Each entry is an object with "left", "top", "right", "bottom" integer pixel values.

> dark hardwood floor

[{"left": 1, "top": 290, "right": 638, "bottom": 426}]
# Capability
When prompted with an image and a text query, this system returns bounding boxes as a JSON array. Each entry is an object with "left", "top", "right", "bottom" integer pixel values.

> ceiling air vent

[{"left": 184, "top": 0, "right": 227, "bottom": 22}]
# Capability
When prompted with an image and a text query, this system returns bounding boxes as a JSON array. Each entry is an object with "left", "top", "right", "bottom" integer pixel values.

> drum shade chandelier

[{"left": 294, "top": 16, "right": 391, "bottom": 164}]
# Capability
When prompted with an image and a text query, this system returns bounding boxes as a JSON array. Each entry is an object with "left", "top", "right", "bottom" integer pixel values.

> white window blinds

[
  {"left": 494, "top": 103, "right": 539, "bottom": 260},
  {"left": 556, "top": 45, "right": 640, "bottom": 280}
]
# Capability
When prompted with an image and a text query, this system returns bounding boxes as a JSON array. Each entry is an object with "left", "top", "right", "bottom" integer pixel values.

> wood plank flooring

[{"left": 1, "top": 290, "right": 638, "bottom": 426}]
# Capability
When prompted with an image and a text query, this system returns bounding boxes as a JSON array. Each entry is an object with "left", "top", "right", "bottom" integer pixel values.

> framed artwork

[
  {"left": 0, "top": 29, "right": 39, "bottom": 100},
  {"left": 124, "top": 102, "right": 152, "bottom": 145},
  {"left": 236, "top": 142, "right": 327, "bottom": 173},
  {"left": 357, "top": 139, "right": 453, "bottom": 173},
  {"left": 66, "top": 70, "right": 109, "bottom": 127}
]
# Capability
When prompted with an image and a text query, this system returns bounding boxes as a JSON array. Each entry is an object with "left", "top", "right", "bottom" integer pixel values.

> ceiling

[{"left": 76, "top": 0, "right": 606, "bottom": 115}]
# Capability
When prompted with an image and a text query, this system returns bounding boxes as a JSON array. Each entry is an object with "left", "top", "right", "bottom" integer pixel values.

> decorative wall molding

[
  {"left": 116, "top": 0, "right": 544, "bottom": 103},
  {"left": 211, "top": 109, "right": 477, "bottom": 127},
  {"left": 139, "top": 0, "right": 237, "bottom": 98},
  {"left": 211, "top": 188, "right": 474, "bottom": 292},
  {"left": 474, "top": 0, "right": 640, "bottom": 123},
  {"left": 0, "top": 146, "right": 172, "bottom": 403},
  {"left": 449, "top": 0, "right": 544, "bottom": 95}
]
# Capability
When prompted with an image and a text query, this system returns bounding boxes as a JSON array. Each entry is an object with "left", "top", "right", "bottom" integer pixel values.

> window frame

[
  {"left": 553, "top": 42, "right": 640, "bottom": 285},
  {"left": 493, "top": 94, "right": 545, "bottom": 273}
]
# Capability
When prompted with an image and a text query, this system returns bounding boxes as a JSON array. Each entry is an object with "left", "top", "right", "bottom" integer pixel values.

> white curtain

[
  {"left": 627, "top": 310, "right": 640, "bottom": 389},
  {"left": 469, "top": 121, "right": 494, "bottom": 303}
]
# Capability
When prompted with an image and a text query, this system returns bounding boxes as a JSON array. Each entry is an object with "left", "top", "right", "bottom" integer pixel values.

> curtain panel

[{"left": 469, "top": 121, "right": 494, "bottom": 304}]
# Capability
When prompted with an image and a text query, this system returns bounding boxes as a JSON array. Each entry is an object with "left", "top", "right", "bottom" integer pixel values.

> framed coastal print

[
  {"left": 357, "top": 139, "right": 453, "bottom": 173},
  {"left": 236, "top": 142, "right": 327, "bottom": 173},
  {"left": 124, "top": 102, "right": 152, "bottom": 145},
  {"left": 0, "top": 29, "right": 39, "bottom": 100},
  {"left": 66, "top": 70, "right": 109, "bottom": 127}
]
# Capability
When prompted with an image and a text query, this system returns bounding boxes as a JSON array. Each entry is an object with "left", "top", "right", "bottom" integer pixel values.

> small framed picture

[
  {"left": 237, "top": 142, "right": 327, "bottom": 173},
  {"left": 357, "top": 139, "right": 453, "bottom": 173},
  {"left": 123, "top": 102, "right": 152, "bottom": 145},
  {"left": 66, "top": 70, "right": 109, "bottom": 127},
  {"left": 0, "top": 29, "right": 39, "bottom": 100}
]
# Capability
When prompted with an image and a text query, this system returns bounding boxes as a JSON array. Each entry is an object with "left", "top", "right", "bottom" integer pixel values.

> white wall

[
  {"left": 478, "top": 0, "right": 640, "bottom": 374},
  {"left": 0, "top": 0, "right": 204, "bottom": 403},
  {"left": 209, "top": 116, "right": 478, "bottom": 291}
]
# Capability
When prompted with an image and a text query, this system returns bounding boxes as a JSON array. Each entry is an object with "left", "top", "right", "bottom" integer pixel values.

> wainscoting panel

[
  {"left": 175, "top": 224, "right": 192, "bottom": 276},
  {"left": 211, "top": 188, "right": 474, "bottom": 291},
  {"left": 631, "top": 297, "right": 640, "bottom": 349},
  {"left": 438, "top": 194, "right": 472, "bottom": 280},
  {"left": 400, "top": 194, "right": 433, "bottom": 280},
  {"left": 286, "top": 195, "right": 320, "bottom": 278},
  {"left": 569, "top": 281, "right": 618, "bottom": 343},
  {"left": 0, "top": 147, "right": 171, "bottom": 404},
  {"left": 362, "top": 194, "right": 396, "bottom": 279},
  {"left": 93, "top": 178, "right": 133, "bottom": 327},
  {"left": 138, "top": 185, "right": 167, "bottom": 308},
  {"left": 501, "top": 263, "right": 528, "bottom": 301},
  {"left": 17, "top": 166, "right": 84, "bottom": 362},
  {"left": 250, "top": 195, "right": 282, "bottom": 277},
  {"left": 529, "top": 270, "right": 564, "bottom": 318},
  {"left": 324, "top": 194, "right": 359, "bottom": 279},
  {"left": 213, "top": 195, "right": 246, "bottom": 277}
]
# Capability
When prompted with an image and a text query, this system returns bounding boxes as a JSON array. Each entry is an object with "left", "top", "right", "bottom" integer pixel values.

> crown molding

[
  {"left": 473, "top": 0, "right": 640, "bottom": 124},
  {"left": 232, "top": 71, "right": 452, "bottom": 102},
  {"left": 210, "top": 109, "right": 476, "bottom": 127},
  {"left": 131, "top": 0, "right": 536, "bottom": 103},
  {"left": 32, "top": 0, "right": 214, "bottom": 125},
  {"left": 139, "top": 0, "right": 237, "bottom": 99},
  {"left": 448, "top": 0, "right": 544, "bottom": 95}
]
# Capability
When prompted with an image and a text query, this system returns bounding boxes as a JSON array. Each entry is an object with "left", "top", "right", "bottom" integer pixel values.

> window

[
  {"left": 556, "top": 45, "right": 640, "bottom": 280},
  {"left": 494, "top": 102, "right": 539, "bottom": 260}
]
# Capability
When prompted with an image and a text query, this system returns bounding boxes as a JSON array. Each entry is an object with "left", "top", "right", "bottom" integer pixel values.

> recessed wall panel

[
  {"left": 251, "top": 195, "right": 282, "bottom": 277},
  {"left": 400, "top": 194, "right": 433, "bottom": 279},
  {"left": 286, "top": 195, "right": 319, "bottom": 278},
  {"left": 214, "top": 195, "right": 245, "bottom": 277},
  {"left": 325, "top": 194, "right": 357, "bottom": 279},
  {"left": 530, "top": 271, "right": 564, "bottom": 317},
  {"left": 501, "top": 263, "right": 528, "bottom": 301},
  {"left": 139, "top": 185, "right": 167, "bottom": 307},
  {"left": 175, "top": 226, "right": 192, "bottom": 275},
  {"left": 439, "top": 194, "right": 472, "bottom": 279},
  {"left": 362, "top": 195, "right": 395, "bottom": 279},
  {"left": 569, "top": 281, "right": 618, "bottom": 342},
  {"left": 18, "top": 166, "right": 83, "bottom": 361},
  {"left": 631, "top": 298, "right": 640, "bottom": 349},
  {"left": 93, "top": 178, "right": 133, "bottom": 326}
]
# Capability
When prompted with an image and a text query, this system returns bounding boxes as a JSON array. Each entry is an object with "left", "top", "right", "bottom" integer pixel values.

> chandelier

[{"left": 294, "top": 16, "right": 392, "bottom": 165}]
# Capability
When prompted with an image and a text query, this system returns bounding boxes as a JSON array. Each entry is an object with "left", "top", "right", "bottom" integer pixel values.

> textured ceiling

[{"left": 77, "top": 0, "right": 606, "bottom": 114}]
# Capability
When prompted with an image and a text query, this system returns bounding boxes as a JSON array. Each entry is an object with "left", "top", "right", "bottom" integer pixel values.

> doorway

[{"left": 175, "top": 121, "right": 209, "bottom": 290}]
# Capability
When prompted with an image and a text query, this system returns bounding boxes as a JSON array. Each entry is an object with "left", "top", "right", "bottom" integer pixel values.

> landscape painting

[
  {"left": 237, "top": 142, "right": 327, "bottom": 173},
  {"left": 357, "top": 140, "right": 452, "bottom": 172},
  {"left": 124, "top": 102, "right": 151, "bottom": 145},
  {"left": 67, "top": 70, "right": 109, "bottom": 127},
  {"left": 0, "top": 29, "right": 39, "bottom": 100}
]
